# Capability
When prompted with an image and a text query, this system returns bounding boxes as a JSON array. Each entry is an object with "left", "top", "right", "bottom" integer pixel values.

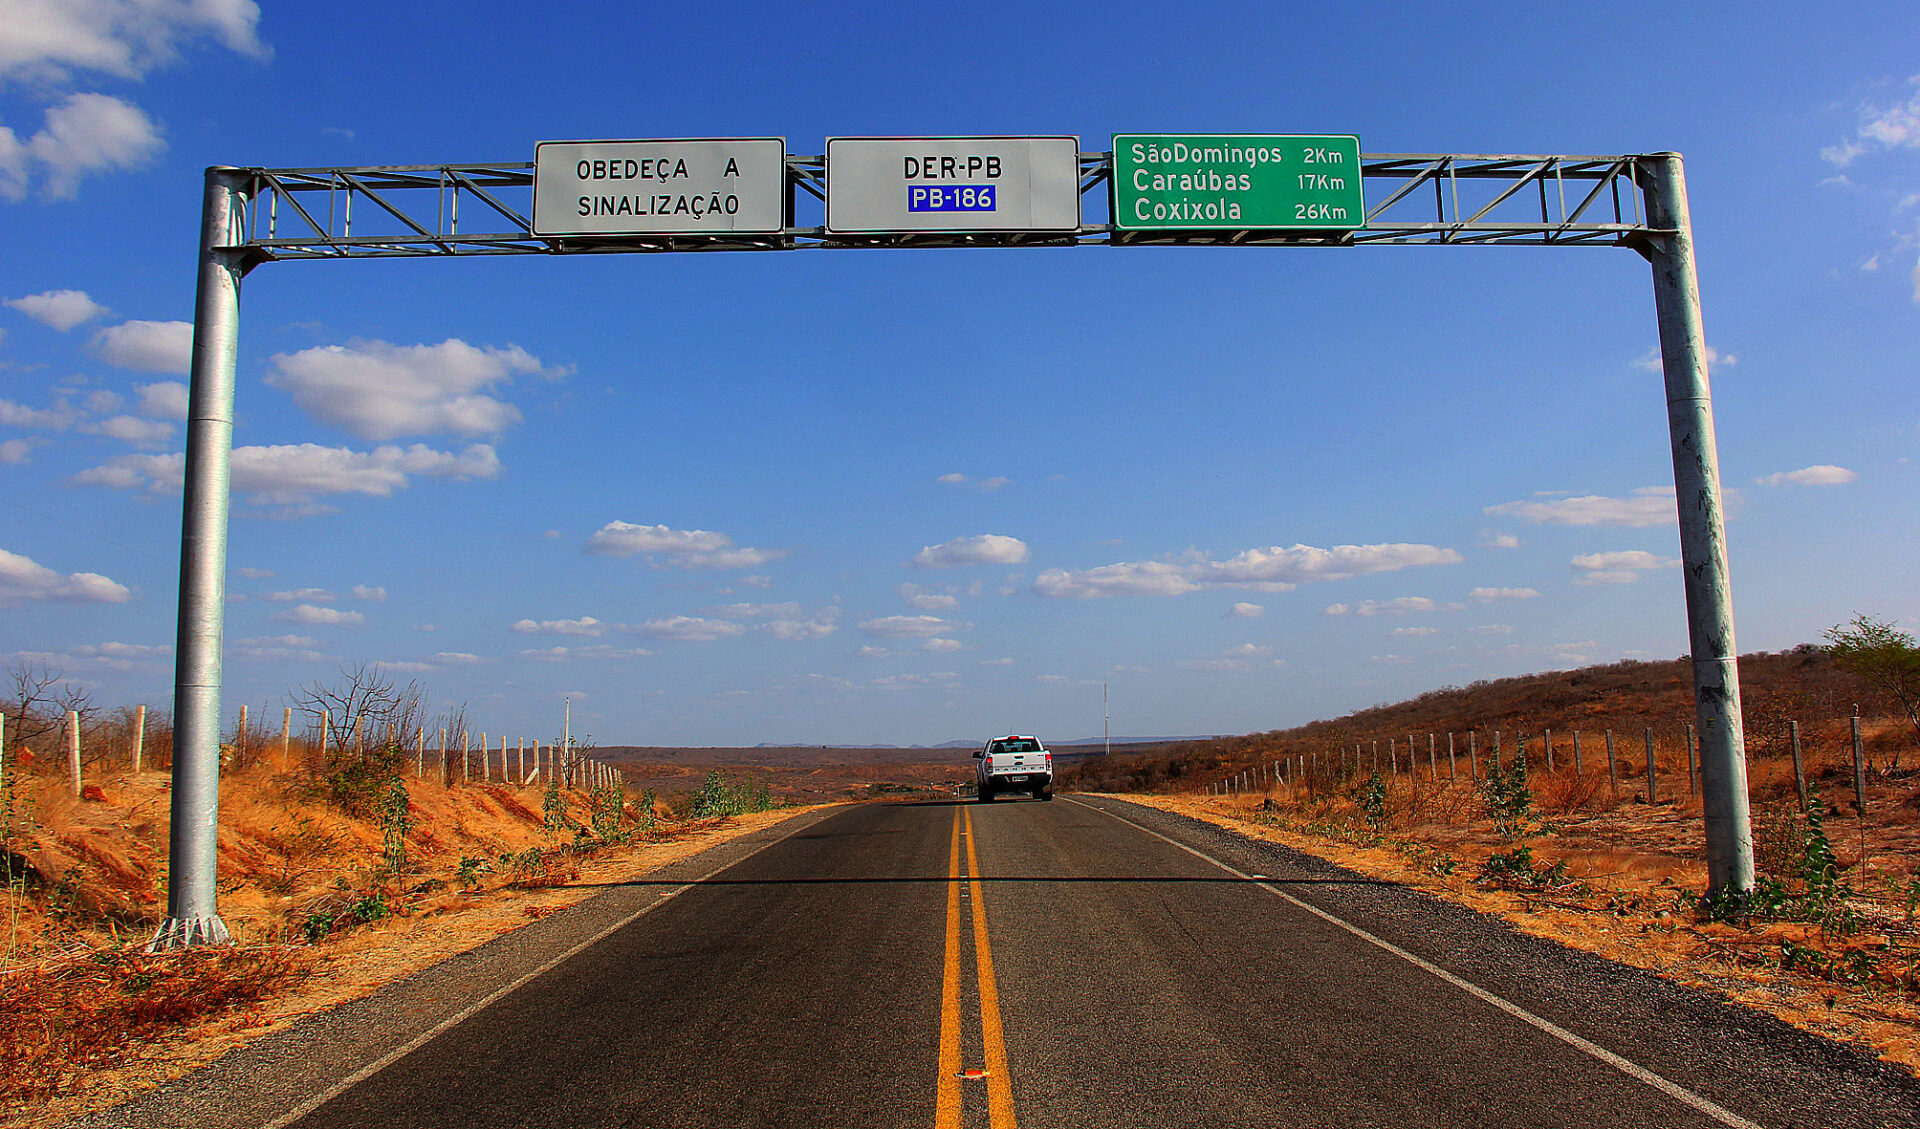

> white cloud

[
  {"left": 1480, "top": 531, "right": 1520, "bottom": 549},
  {"left": 1468, "top": 586, "right": 1540, "bottom": 602},
  {"left": 90, "top": 319, "right": 191, "bottom": 372},
  {"left": 857, "top": 614, "right": 954, "bottom": 639},
  {"left": 0, "top": 546, "right": 130, "bottom": 603},
  {"left": 0, "top": 396, "right": 77, "bottom": 430},
  {"left": 1181, "top": 657, "right": 1250, "bottom": 672},
  {"left": 701, "top": 601, "right": 804, "bottom": 620},
  {"left": 5, "top": 288, "right": 104, "bottom": 330},
  {"left": 350, "top": 584, "right": 386, "bottom": 601},
  {"left": 1225, "top": 643, "right": 1272, "bottom": 656},
  {"left": 0, "top": 0, "right": 267, "bottom": 85},
  {"left": 520, "top": 644, "right": 652, "bottom": 661},
  {"left": 621, "top": 616, "right": 746, "bottom": 642},
  {"left": 1034, "top": 542, "right": 1460, "bottom": 599},
  {"left": 585, "top": 521, "right": 782, "bottom": 570},
  {"left": 1323, "top": 597, "right": 1435, "bottom": 617},
  {"left": 432, "top": 652, "right": 488, "bottom": 665},
  {"left": 84, "top": 390, "right": 122, "bottom": 413},
  {"left": 269, "top": 604, "right": 363, "bottom": 626},
  {"left": 761, "top": 614, "right": 839, "bottom": 641},
  {"left": 1570, "top": 550, "right": 1677, "bottom": 571},
  {"left": 937, "top": 473, "right": 1010, "bottom": 491},
  {"left": 1470, "top": 625, "right": 1514, "bottom": 636},
  {"left": 135, "top": 381, "right": 188, "bottom": 419},
  {"left": 511, "top": 616, "right": 605, "bottom": 636},
  {"left": 265, "top": 587, "right": 334, "bottom": 602},
  {"left": 1485, "top": 488, "right": 1674, "bottom": 527},
  {"left": 266, "top": 339, "right": 554, "bottom": 440},
  {"left": 81, "top": 413, "right": 172, "bottom": 445},
  {"left": 74, "top": 441, "right": 501, "bottom": 504},
  {"left": 913, "top": 534, "right": 1030, "bottom": 568},
  {"left": 0, "top": 93, "right": 163, "bottom": 200},
  {"left": 239, "top": 634, "right": 313, "bottom": 648},
  {"left": 1758, "top": 465, "right": 1857, "bottom": 487},
  {"left": 0, "top": 438, "right": 38, "bottom": 463},
  {"left": 1391, "top": 627, "right": 1439, "bottom": 637},
  {"left": 1571, "top": 549, "right": 1679, "bottom": 585},
  {"left": 1823, "top": 84, "right": 1920, "bottom": 166},
  {"left": 922, "top": 638, "right": 966, "bottom": 653},
  {"left": 906, "top": 592, "right": 958, "bottom": 611},
  {"left": 1226, "top": 602, "right": 1264, "bottom": 618}
]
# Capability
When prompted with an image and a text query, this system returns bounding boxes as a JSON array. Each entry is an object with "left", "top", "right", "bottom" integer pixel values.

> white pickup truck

[{"left": 973, "top": 735, "right": 1054, "bottom": 802}]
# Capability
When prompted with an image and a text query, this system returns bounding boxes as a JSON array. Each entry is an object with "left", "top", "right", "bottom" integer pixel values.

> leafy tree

[{"left": 1824, "top": 614, "right": 1920, "bottom": 755}]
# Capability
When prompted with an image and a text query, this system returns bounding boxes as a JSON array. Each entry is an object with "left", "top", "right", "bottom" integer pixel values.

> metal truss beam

[{"left": 226, "top": 152, "right": 1668, "bottom": 263}]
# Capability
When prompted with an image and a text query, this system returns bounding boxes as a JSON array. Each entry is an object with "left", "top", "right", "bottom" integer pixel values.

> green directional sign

[{"left": 1112, "top": 134, "right": 1364, "bottom": 232}]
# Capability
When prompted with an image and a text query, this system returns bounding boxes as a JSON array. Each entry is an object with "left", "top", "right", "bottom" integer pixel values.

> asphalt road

[{"left": 79, "top": 796, "right": 1920, "bottom": 1129}]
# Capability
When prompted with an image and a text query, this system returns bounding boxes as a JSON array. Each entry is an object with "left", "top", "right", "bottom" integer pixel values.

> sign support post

[
  {"left": 1642, "top": 152, "right": 1755, "bottom": 897},
  {"left": 150, "top": 166, "right": 249, "bottom": 950}
]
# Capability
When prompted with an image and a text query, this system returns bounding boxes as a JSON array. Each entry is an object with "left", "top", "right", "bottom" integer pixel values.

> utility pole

[{"left": 1642, "top": 153, "right": 1754, "bottom": 898}]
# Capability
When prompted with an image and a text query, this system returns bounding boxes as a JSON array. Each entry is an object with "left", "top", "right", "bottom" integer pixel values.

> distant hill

[{"left": 1058, "top": 645, "right": 1895, "bottom": 794}]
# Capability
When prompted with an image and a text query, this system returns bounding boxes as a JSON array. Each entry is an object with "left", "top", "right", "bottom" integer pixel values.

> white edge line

[
  {"left": 261, "top": 806, "right": 841, "bottom": 1129},
  {"left": 1067, "top": 797, "right": 1766, "bottom": 1129}
]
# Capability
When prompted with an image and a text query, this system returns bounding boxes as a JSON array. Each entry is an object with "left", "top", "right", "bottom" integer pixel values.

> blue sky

[{"left": 3, "top": 1, "right": 1918, "bottom": 747}]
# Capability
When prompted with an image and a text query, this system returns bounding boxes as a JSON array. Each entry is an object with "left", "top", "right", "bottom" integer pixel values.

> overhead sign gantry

[{"left": 151, "top": 133, "right": 1753, "bottom": 949}]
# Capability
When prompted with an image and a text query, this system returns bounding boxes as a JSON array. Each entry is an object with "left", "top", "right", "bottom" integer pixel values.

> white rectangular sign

[
  {"left": 825, "top": 136, "right": 1081, "bottom": 234},
  {"left": 533, "top": 138, "right": 786, "bottom": 237}
]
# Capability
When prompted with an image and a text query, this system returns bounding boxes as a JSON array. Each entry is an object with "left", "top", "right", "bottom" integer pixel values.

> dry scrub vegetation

[
  {"left": 1065, "top": 647, "right": 1920, "bottom": 1073},
  {"left": 0, "top": 700, "right": 801, "bottom": 1126}
]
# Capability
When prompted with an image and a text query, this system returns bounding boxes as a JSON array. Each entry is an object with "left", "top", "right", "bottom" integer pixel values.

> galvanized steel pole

[
  {"left": 1643, "top": 153, "right": 1755, "bottom": 897},
  {"left": 150, "top": 167, "right": 249, "bottom": 950}
]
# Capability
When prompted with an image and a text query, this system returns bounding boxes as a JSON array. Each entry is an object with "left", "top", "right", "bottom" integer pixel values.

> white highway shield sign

[{"left": 825, "top": 136, "right": 1081, "bottom": 234}]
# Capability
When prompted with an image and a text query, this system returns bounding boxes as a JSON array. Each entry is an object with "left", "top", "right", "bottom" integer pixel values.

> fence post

[
  {"left": 1468, "top": 731, "right": 1478, "bottom": 778},
  {"left": 67, "top": 710, "right": 82, "bottom": 798},
  {"left": 1428, "top": 733, "right": 1436, "bottom": 781},
  {"left": 1371, "top": 739, "right": 1379, "bottom": 774},
  {"left": 1789, "top": 720, "right": 1806, "bottom": 813},
  {"left": 1545, "top": 728, "right": 1554, "bottom": 772},
  {"left": 1850, "top": 710, "right": 1866, "bottom": 814},
  {"left": 1388, "top": 738, "right": 1397, "bottom": 775},
  {"left": 1573, "top": 731, "right": 1583, "bottom": 774},
  {"left": 1645, "top": 727, "right": 1658, "bottom": 803},
  {"left": 438, "top": 727, "right": 449, "bottom": 786},
  {"left": 236, "top": 703, "right": 247, "bottom": 765},
  {"left": 131, "top": 704, "right": 146, "bottom": 774},
  {"left": 461, "top": 731, "right": 470, "bottom": 783},
  {"left": 1606, "top": 729, "right": 1619, "bottom": 794},
  {"left": 1492, "top": 730, "right": 1502, "bottom": 773},
  {"left": 1447, "top": 732, "right": 1456, "bottom": 780}
]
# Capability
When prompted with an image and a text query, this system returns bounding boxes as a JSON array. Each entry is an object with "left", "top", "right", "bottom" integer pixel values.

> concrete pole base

[{"left": 146, "top": 914, "right": 233, "bottom": 951}]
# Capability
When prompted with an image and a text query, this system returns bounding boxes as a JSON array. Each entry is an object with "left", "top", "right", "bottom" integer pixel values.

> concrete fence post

[
  {"left": 1850, "top": 710, "right": 1867, "bottom": 814},
  {"left": 236, "top": 703, "right": 248, "bottom": 765},
  {"left": 438, "top": 727, "right": 449, "bottom": 786},
  {"left": 1468, "top": 731, "right": 1478, "bottom": 778},
  {"left": 281, "top": 706, "right": 292, "bottom": 762},
  {"left": 1789, "top": 720, "right": 1806, "bottom": 813},
  {"left": 132, "top": 704, "right": 146, "bottom": 774},
  {"left": 1606, "top": 730, "right": 1619, "bottom": 794},
  {"left": 66, "top": 710, "right": 82, "bottom": 798},
  {"left": 1428, "top": 733, "right": 1436, "bottom": 781},
  {"left": 1573, "top": 730, "right": 1583, "bottom": 775},
  {"left": 1447, "top": 732, "right": 1456, "bottom": 780},
  {"left": 1645, "top": 728, "right": 1658, "bottom": 803},
  {"left": 461, "top": 731, "right": 470, "bottom": 783},
  {"left": 1544, "top": 728, "right": 1554, "bottom": 772}
]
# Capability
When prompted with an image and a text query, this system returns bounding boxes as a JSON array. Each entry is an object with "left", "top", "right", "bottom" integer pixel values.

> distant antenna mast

[{"left": 1104, "top": 682, "right": 1110, "bottom": 757}]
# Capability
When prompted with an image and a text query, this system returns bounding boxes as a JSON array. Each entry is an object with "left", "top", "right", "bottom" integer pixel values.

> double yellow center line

[{"left": 936, "top": 806, "right": 1017, "bottom": 1129}]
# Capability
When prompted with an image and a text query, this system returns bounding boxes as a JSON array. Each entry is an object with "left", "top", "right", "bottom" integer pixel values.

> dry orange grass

[{"left": 1, "top": 745, "right": 831, "bottom": 1126}]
